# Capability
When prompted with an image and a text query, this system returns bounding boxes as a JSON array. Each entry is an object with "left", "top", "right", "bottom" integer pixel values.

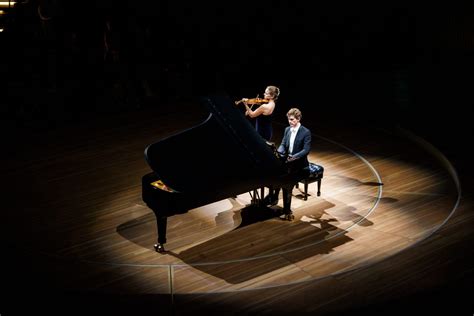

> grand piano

[{"left": 142, "top": 95, "right": 309, "bottom": 252}]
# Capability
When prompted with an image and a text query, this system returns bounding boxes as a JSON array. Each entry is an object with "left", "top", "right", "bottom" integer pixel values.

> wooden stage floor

[{"left": 1, "top": 104, "right": 472, "bottom": 315}]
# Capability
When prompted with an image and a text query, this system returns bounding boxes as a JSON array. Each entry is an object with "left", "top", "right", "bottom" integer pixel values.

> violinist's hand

[
  {"left": 245, "top": 110, "right": 250, "bottom": 116},
  {"left": 242, "top": 98, "right": 249, "bottom": 104}
]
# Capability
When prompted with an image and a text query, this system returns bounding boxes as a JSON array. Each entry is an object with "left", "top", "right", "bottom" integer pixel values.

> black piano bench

[{"left": 296, "top": 163, "right": 324, "bottom": 200}]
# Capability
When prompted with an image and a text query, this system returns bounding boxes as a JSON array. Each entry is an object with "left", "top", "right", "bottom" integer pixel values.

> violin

[{"left": 235, "top": 97, "right": 270, "bottom": 106}]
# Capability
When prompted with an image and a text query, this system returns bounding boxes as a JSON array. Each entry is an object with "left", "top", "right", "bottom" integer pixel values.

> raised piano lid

[{"left": 144, "top": 95, "right": 283, "bottom": 193}]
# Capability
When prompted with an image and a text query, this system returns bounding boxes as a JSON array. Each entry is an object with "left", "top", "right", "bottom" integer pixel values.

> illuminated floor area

[{"left": 1, "top": 107, "right": 471, "bottom": 315}]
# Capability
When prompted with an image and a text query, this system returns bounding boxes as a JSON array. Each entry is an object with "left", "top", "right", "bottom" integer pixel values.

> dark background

[
  {"left": 1, "top": 1, "right": 472, "bottom": 187},
  {"left": 0, "top": 1, "right": 473, "bottom": 315},
  {"left": 1, "top": 1, "right": 472, "bottom": 156}
]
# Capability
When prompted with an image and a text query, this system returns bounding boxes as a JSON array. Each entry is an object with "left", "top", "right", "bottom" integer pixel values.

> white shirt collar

[{"left": 291, "top": 123, "right": 301, "bottom": 133}]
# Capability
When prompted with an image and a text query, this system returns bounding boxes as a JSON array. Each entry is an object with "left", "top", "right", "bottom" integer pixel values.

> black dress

[{"left": 255, "top": 113, "right": 273, "bottom": 141}]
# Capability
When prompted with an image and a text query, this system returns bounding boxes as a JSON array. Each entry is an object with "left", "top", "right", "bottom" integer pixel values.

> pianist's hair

[
  {"left": 287, "top": 108, "right": 302, "bottom": 120},
  {"left": 266, "top": 85, "right": 280, "bottom": 100}
]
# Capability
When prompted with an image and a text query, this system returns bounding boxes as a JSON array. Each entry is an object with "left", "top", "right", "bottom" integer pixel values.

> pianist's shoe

[{"left": 279, "top": 211, "right": 294, "bottom": 221}]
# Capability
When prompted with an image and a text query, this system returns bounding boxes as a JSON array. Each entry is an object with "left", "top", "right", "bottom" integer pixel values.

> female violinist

[{"left": 239, "top": 85, "right": 280, "bottom": 141}]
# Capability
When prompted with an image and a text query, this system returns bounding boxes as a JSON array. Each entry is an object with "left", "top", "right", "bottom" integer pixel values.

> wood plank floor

[{"left": 1, "top": 103, "right": 472, "bottom": 315}]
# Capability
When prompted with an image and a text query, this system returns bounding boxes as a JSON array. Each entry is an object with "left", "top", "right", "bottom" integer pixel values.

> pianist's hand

[{"left": 287, "top": 155, "right": 296, "bottom": 162}]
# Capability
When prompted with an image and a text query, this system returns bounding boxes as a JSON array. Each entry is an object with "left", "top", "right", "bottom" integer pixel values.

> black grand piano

[{"left": 142, "top": 95, "right": 309, "bottom": 252}]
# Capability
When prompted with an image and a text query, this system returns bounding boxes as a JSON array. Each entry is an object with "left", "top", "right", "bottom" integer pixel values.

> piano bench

[{"left": 296, "top": 163, "right": 324, "bottom": 200}]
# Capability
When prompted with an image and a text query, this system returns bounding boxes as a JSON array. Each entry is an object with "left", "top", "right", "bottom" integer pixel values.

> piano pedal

[
  {"left": 154, "top": 243, "right": 165, "bottom": 253},
  {"left": 279, "top": 213, "right": 295, "bottom": 221}
]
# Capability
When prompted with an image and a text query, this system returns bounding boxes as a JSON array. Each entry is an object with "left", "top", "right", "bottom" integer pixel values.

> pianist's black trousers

[
  {"left": 271, "top": 160, "right": 309, "bottom": 214},
  {"left": 269, "top": 185, "right": 294, "bottom": 214}
]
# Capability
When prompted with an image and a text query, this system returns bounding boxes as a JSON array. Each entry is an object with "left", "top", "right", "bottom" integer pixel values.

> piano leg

[{"left": 154, "top": 214, "right": 168, "bottom": 253}]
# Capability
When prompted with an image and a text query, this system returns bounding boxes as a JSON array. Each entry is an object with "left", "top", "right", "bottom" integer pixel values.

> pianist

[{"left": 267, "top": 107, "right": 312, "bottom": 220}]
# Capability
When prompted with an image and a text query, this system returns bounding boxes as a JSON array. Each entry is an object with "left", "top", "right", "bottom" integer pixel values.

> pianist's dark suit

[
  {"left": 278, "top": 124, "right": 311, "bottom": 170},
  {"left": 267, "top": 124, "right": 311, "bottom": 216}
]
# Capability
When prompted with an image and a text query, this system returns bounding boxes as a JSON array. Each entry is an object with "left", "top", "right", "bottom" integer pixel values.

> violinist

[{"left": 237, "top": 85, "right": 280, "bottom": 141}]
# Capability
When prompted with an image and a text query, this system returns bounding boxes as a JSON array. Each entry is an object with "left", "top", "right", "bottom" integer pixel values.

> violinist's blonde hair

[{"left": 266, "top": 86, "right": 280, "bottom": 100}]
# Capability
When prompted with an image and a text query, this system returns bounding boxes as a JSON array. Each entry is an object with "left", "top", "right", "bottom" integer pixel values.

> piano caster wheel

[{"left": 154, "top": 243, "right": 165, "bottom": 253}]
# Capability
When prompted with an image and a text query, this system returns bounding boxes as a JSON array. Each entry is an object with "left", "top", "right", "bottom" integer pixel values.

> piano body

[{"left": 142, "top": 95, "right": 308, "bottom": 252}]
